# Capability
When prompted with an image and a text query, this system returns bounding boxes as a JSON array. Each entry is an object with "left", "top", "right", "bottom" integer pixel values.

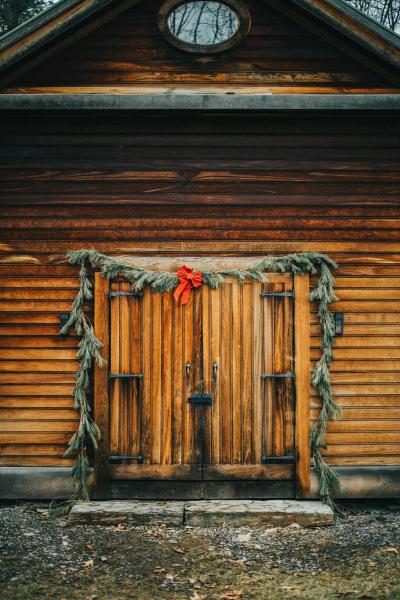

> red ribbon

[{"left": 174, "top": 265, "right": 204, "bottom": 306}]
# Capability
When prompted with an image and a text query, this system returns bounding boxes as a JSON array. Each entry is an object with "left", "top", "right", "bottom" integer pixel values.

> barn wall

[
  {"left": 0, "top": 111, "right": 399, "bottom": 471},
  {"left": 9, "top": 0, "right": 393, "bottom": 92}
]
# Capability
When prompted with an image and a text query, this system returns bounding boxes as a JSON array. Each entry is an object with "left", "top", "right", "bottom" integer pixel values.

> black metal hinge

[
  {"left": 261, "top": 372, "right": 295, "bottom": 380},
  {"left": 260, "top": 291, "right": 294, "bottom": 298},
  {"left": 109, "top": 454, "right": 144, "bottom": 462},
  {"left": 109, "top": 291, "right": 144, "bottom": 298},
  {"left": 261, "top": 455, "right": 294, "bottom": 464},
  {"left": 110, "top": 373, "right": 143, "bottom": 380}
]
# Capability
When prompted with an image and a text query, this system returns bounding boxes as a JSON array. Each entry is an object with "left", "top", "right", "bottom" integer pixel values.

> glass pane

[{"left": 167, "top": 1, "right": 240, "bottom": 45}]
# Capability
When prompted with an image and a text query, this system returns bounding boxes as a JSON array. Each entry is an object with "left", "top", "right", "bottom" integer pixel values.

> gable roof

[
  {"left": 0, "top": 0, "right": 142, "bottom": 84},
  {"left": 1, "top": 0, "right": 400, "bottom": 95}
]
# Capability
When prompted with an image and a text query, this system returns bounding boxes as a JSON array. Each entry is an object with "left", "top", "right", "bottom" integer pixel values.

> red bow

[{"left": 174, "top": 265, "right": 204, "bottom": 306}]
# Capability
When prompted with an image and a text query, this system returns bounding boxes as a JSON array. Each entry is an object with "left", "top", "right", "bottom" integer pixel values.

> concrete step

[{"left": 69, "top": 500, "right": 334, "bottom": 527}]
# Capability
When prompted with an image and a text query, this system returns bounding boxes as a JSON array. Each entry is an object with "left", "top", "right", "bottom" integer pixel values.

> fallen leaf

[
  {"left": 112, "top": 523, "right": 127, "bottom": 531},
  {"left": 86, "top": 544, "right": 94, "bottom": 552},
  {"left": 174, "top": 547, "right": 185, "bottom": 554},
  {"left": 382, "top": 547, "right": 398, "bottom": 554},
  {"left": 83, "top": 559, "right": 94, "bottom": 570},
  {"left": 165, "top": 573, "right": 175, "bottom": 581},
  {"left": 153, "top": 567, "right": 166, "bottom": 574},
  {"left": 152, "top": 531, "right": 163, "bottom": 538}
]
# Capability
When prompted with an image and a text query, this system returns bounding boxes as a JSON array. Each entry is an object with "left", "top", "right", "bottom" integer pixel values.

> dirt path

[{"left": 1, "top": 501, "right": 399, "bottom": 599}]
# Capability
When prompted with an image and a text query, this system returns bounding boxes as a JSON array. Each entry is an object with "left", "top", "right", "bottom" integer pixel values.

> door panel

[
  {"left": 108, "top": 275, "right": 294, "bottom": 484},
  {"left": 201, "top": 277, "right": 294, "bottom": 478},
  {"left": 109, "top": 281, "right": 200, "bottom": 478}
]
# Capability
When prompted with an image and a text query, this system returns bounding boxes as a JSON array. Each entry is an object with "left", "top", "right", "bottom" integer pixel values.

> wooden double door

[{"left": 102, "top": 273, "right": 303, "bottom": 499}]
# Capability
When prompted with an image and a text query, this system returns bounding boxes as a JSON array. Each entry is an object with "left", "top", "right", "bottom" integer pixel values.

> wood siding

[
  {"left": 0, "top": 111, "right": 399, "bottom": 470},
  {"left": 8, "top": 0, "right": 394, "bottom": 93}
]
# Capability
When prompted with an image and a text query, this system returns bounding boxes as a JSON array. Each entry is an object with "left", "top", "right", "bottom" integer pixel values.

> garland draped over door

[{"left": 62, "top": 249, "right": 342, "bottom": 506}]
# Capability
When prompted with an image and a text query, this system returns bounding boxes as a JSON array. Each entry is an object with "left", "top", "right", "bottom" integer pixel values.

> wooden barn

[{"left": 0, "top": 0, "right": 399, "bottom": 502}]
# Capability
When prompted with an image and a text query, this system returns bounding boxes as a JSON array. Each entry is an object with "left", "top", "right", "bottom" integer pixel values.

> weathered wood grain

[{"left": 11, "top": 0, "right": 391, "bottom": 90}]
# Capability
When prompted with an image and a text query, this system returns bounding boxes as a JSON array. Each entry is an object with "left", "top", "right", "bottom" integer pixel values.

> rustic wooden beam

[
  {"left": 93, "top": 272, "right": 111, "bottom": 499},
  {"left": 294, "top": 273, "right": 311, "bottom": 499},
  {"left": 1, "top": 93, "right": 400, "bottom": 110}
]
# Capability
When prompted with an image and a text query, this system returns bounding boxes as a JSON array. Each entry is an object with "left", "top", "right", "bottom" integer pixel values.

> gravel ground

[{"left": 0, "top": 501, "right": 399, "bottom": 600}]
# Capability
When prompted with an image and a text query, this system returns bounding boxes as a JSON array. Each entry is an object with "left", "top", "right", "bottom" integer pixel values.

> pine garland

[{"left": 62, "top": 249, "right": 342, "bottom": 505}]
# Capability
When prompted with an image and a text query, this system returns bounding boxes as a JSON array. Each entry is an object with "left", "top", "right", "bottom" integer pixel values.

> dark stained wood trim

[
  {"left": 109, "top": 479, "right": 295, "bottom": 499},
  {"left": 1, "top": 93, "right": 400, "bottom": 110},
  {"left": 93, "top": 272, "right": 111, "bottom": 499}
]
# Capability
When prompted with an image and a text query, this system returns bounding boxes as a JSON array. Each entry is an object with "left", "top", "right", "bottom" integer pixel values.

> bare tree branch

[
  {"left": 0, "top": 0, "right": 59, "bottom": 34},
  {"left": 344, "top": 0, "right": 400, "bottom": 33}
]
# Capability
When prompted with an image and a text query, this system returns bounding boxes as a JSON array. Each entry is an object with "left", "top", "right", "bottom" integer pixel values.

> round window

[{"left": 158, "top": 0, "right": 251, "bottom": 54}]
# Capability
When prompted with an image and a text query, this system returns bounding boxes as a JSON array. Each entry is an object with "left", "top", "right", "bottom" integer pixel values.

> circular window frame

[{"left": 158, "top": 0, "right": 251, "bottom": 55}]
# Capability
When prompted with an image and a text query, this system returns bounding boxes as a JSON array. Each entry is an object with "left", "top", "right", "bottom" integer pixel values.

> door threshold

[
  {"left": 107, "top": 479, "right": 295, "bottom": 500},
  {"left": 69, "top": 499, "right": 334, "bottom": 527}
]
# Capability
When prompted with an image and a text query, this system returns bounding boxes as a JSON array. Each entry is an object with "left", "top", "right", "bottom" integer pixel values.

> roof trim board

[{"left": 1, "top": 92, "right": 400, "bottom": 110}]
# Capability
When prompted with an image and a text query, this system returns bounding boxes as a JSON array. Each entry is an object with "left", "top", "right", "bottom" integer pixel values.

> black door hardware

[
  {"left": 188, "top": 392, "right": 213, "bottom": 405},
  {"left": 110, "top": 373, "right": 143, "bottom": 380},
  {"left": 260, "top": 291, "right": 294, "bottom": 298},
  {"left": 334, "top": 312, "right": 344, "bottom": 336},
  {"left": 261, "top": 455, "right": 294, "bottom": 464},
  {"left": 109, "top": 454, "right": 144, "bottom": 462},
  {"left": 261, "top": 372, "right": 295, "bottom": 380},
  {"left": 109, "top": 291, "right": 144, "bottom": 298}
]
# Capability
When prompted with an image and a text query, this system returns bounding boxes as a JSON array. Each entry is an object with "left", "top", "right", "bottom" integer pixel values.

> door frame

[{"left": 92, "top": 269, "right": 311, "bottom": 500}]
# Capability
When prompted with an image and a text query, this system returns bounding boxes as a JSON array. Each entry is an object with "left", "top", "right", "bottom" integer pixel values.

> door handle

[
  {"left": 212, "top": 363, "right": 218, "bottom": 386},
  {"left": 186, "top": 362, "right": 191, "bottom": 386}
]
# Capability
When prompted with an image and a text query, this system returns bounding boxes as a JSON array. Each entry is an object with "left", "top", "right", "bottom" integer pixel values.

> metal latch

[
  {"left": 260, "top": 291, "right": 294, "bottom": 298},
  {"left": 109, "top": 454, "right": 144, "bottom": 462},
  {"left": 261, "top": 372, "right": 295, "bottom": 380},
  {"left": 261, "top": 455, "right": 294, "bottom": 464},
  {"left": 188, "top": 393, "right": 213, "bottom": 406},
  {"left": 109, "top": 291, "right": 144, "bottom": 298},
  {"left": 110, "top": 373, "right": 143, "bottom": 380}
]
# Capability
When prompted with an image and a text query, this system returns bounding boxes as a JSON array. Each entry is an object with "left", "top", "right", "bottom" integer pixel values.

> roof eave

[
  {"left": 287, "top": 0, "right": 400, "bottom": 70},
  {"left": 0, "top": 0, "right": 140, "bottom": 77},
  {"left": 0, "top": 93, "right": 400, "bottom": 111}
]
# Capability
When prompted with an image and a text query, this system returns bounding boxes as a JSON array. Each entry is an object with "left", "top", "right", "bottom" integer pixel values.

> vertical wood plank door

[{"left": 108, "top": 275, "right": 296, "bottom": 494}]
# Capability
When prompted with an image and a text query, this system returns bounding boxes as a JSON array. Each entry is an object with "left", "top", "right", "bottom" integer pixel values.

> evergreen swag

[{"left": 62, "top": 249, "right": 342, "bottom": 506}]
